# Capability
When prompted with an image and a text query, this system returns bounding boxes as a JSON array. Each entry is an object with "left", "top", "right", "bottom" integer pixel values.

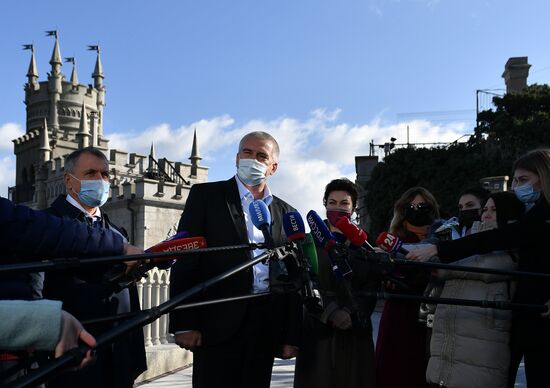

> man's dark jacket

[
  {"left": 169, "top": 177, "right": 302, "bottom": 348},
  {"left": 42, "top": 195, "right": 146, "bottom": 388}
]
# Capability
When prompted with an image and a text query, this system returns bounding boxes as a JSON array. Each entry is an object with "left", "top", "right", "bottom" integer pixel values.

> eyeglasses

[{"left": 407, "top": 202, "right": 432, "bottom": 211}]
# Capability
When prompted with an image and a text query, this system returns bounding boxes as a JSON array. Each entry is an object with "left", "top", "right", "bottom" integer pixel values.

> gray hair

[
  {"left": 64, "top": 147, "right": 109, "bottom": 174},
  {"left": 238, "top": 131, "right": 280, "bottom": 162}
]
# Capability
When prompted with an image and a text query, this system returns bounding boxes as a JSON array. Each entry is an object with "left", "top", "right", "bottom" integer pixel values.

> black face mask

[
  {"left": 405, "top": 206, "right": 433, "bottom": 227},
  {"left": 458, "top": 208, "right": 480, "bottom": 228}
]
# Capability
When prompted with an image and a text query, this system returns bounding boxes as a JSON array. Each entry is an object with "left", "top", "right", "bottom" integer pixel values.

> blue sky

[{"left": 1, "top": 0, "right": 549, "bottom": 216}]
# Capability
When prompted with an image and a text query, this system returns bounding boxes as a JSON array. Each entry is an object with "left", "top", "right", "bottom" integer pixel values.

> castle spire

[
  {"left": 88, "top": 45, "right": 104, "bottom": 89},
  {"left": 65, "top": 57, "right": 78, "bottom": 88},
  {"left": 189, "top": 129, "right": 202, "bottom": 176},
  {"left": 23, "top": 44, "right": 39, "bottom": 91},
  {"left": 47, "top": 31, "right": 62, "bottom": 70},
  {"left": 46, "top": 31, "right": 62, "bottom": 133},
  {"left": 88, "top": 45, "right": 105, "bottom": 139},
  {"left": 150, "top": 142, "right": 156, "bottom": 160},
  {"left": 77, "top": 101, "right": 90, "bottom": 148},
  {"left": 39, "top": 118, "right": 51, "bottom": 163}
]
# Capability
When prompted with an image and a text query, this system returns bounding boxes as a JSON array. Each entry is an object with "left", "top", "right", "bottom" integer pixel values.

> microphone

[
  {"left": 306, "top": 210, "right": 352, "bottom": 278},
  {"left": 283, "top": 212, "right": 323, "bottom": 312},
  {"left": 146, "top": 235, "right": 207, "bottom": 266},
  {"left": 249, "top": 200, "right": 275, "bottom": 248},
  {"left": 376, "top": 231, "right": 410, "bottom": 255},
  {"left": 103, "top": 235, "right": 207, "bottom": 292},
  {"left": 334, "top": 217, "right": 376, "bottom": 251},
  {"left": 303, "top": 234, "right": 319, "bottom": 275}
]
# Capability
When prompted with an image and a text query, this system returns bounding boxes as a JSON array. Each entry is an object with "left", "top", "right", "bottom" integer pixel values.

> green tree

[{"left": 364, "top": 84, "right": 550, "bottom": 237}]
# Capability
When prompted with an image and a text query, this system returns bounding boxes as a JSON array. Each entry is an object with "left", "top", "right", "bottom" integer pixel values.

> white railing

[{"left": 137, "top": 268, "right": 172, "bottom": 346}]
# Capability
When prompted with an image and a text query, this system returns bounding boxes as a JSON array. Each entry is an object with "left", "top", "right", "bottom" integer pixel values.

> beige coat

[{"left": 426, "top": 248, "right": 517, "bottom": 388}]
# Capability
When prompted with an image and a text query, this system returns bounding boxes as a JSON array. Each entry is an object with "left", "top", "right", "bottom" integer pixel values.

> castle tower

[{"left": 12, "top": 31, "right": 109, "bottom": 205}]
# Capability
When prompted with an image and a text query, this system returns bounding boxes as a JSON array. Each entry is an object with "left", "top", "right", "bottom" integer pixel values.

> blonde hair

[
  {"left": 513, "top": 149, "right": 550, "bottom": 205},
  {"left": 389, "top": 186, "right": 440, "bottom": 238}
]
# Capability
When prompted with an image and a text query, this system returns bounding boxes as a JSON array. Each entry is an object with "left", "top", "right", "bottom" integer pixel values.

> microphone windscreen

[
  {"left": 376, "top": 231, "right": 401, "bottom": 253},
  {"left": 335, "top": 217, "right": 368, "bottom": 246},
  {"left": 283, "top": 212, "right": 306, "bottom": 241},
  {"left": 146, "top": 236, "right": 207, "bottom": 264},
  {"left": 249, "top": 200, "right": 271, "bottom": 229},
  {"left": 306, "top": 210, "right": 335, "bottom": 250},
  {"left": 303, "top": 234, "right": 319, "bottom": 275}
]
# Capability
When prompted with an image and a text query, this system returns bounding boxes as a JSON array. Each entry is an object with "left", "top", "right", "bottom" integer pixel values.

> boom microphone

[
  {"left": 335, "top": 217, "right": 376, "bottom": 251},
  {"left": 376, "top": 231, "right": 409, "bottom": 255},
  {"left": 303, "top": 234, "right": 319, "bottom": 275},
  {"left": 103, "top": 235, "right": 207, "bottom": 292},
  {"left": 249, "top": 200, "right": 274, "bottom": 248},
  {"left": 283, "top": 212, "right": 323, "bottom": 311}
]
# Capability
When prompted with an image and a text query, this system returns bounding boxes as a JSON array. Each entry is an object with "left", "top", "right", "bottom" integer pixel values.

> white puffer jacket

[{"left": 426, "top": 241, "right": 517, "bottom": 388}]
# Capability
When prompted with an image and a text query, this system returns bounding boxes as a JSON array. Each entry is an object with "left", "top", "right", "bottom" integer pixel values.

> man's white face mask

[{"left": 237, "top": 159, "right": 268, "bottom": 186}]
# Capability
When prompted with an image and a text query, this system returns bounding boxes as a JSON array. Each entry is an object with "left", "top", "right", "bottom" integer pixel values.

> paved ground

[{"left": 140, "top": 311, "right": 527, "bottom": 387}]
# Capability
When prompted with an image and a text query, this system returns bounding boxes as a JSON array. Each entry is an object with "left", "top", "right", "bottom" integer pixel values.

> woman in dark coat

[
  {"left": 294, "top": 178, "right": 377, "bottom": 388},
  {"left": 375, "top": 187, "right": 440, "bottom": 388},
  {"left": 407, "top": 149, "right": 550, "bottom": 388}
]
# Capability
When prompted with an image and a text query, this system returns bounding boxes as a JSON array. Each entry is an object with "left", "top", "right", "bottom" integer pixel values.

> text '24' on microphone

[{"left": 376, "top": 231, "right": 410, "bottom": 256}]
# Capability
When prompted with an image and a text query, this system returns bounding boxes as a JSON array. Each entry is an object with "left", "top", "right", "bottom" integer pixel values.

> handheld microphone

[
  {"left": 249, "top": 200, "right": 274, "bottom": 248},
  {"left": 306, "top": 210, "right": 352, "bottom": 278},
  {"left": 334, "top": 217, "right": 376, "bottom": 251},
  {"left": 376, "top": 231, "right": 410, "bottom": 255}
]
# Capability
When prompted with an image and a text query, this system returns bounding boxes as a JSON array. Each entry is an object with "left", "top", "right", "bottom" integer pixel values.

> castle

[{"left": 10, "top": 31, "right": 208, "bottom": 248}]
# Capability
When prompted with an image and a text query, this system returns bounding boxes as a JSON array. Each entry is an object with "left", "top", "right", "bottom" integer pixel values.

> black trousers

[
  {"left": 192, "top": 301, "right": 277, "bottom": 388},
  {"left": 507, "top": 322, "right": 550, "bottom": 388}
]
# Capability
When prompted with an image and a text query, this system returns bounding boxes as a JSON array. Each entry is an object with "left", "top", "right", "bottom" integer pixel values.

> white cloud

[
  {"left": 0, "top": 123, "right": 23, "bottom": 150},
  {"left": 106, "top": 109, "right": 468, "bottom": 220},
  {"left": 0, "top": 155, "right": 16, "bottom": 198}
]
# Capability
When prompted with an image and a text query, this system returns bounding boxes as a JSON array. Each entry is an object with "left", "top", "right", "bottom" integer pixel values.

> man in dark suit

[
  {"left": 42, "top": 147, "right": 146, "bottom": 388},
  {"left": 169, "top": 131, "right": 302, "bottom": 388}
]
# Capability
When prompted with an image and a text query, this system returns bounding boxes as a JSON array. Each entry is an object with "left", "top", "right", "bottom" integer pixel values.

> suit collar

[{"left": 225, "top": 177, "right": 249, "bottom": 244}]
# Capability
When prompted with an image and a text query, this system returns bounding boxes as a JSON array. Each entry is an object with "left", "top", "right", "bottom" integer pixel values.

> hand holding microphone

[{"left": 376, "top": 231, "right": 438, "bottom": 262}]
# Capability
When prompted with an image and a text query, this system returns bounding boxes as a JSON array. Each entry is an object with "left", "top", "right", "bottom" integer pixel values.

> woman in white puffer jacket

[{"left": 426, "top": 192, "right": 525, "bottom": 388}]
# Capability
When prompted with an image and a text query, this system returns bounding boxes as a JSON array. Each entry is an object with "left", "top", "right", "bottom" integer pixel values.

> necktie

[{"left": 91, "top": 217, "right": 103, "bottom": 228}]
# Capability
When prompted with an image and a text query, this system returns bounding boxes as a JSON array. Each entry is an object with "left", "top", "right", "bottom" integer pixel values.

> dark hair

[
  {"left": 482, "top": 191, "right": 525, "bottom": 229},
  {"left": 64, "top": 147, "right": 109, "bottom": 174},
  {"left": 323, "top": 178, "right": 358, "bottom": 209},
  {"left": 458, "top": 186, "right": 491, "bottom": 203}
]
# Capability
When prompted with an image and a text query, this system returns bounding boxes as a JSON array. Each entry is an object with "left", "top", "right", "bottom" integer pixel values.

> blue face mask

[
  {"left": 514, "top": 183, "right": 540, "bottom": 209},
  {"left": 70, "top": 174, "right": 110, "bottom": 207}
]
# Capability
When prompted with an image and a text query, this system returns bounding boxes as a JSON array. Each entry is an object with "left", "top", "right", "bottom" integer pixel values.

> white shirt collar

[
  {"left": 66, "top": 194, "right": 101, "bottom": 219},
  {"left": 234, "top": 175, "right": 273, "bottom": 206}
]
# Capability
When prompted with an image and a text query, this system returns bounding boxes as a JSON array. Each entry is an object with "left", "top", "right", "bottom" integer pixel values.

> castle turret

[
  {"left": 24, "top": 44, "right": 39, "bottom": 91},
  {"left": 65, "top": 57, "right": 79, "bottom": 90},
  {"left": 47, "top": 31, "right": 63, "bottom": 135},
  {"left": 89, "top": 45, "right": 105, "bottom": 139},
  {"left": 77, "top": 101, "right": 90, "bottom": 148},
  {"left": 39, "top": 118, "right": 51, "bottom": 163},
  {"left": 189, "top": 129, "right": 202, "bottom": 177}
]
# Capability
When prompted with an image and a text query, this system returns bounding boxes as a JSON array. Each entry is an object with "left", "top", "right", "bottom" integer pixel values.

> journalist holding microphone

[{"left": 407, "top": 149, "right": 550, "bottom": 388}]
